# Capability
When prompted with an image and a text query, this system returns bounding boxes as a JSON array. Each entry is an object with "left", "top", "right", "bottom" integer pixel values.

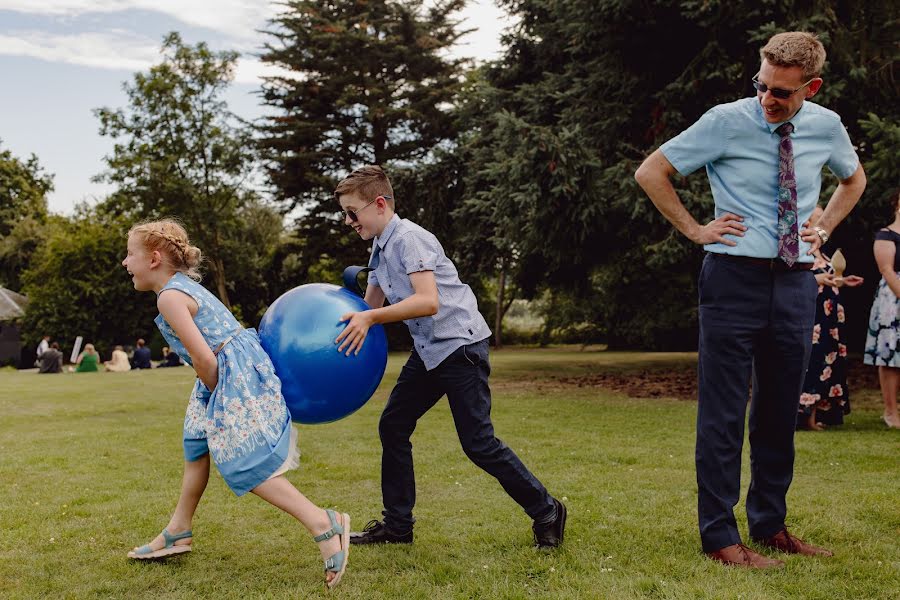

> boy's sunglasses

[
  {"left": 752, "top": 74, "right": 816, "bottom": 100},
  {"left": 343, "top": 195, "right": 391, "bottom": 222}
]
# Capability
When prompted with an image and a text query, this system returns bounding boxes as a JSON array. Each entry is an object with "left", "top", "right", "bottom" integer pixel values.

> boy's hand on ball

[{"left": 336, "top": 311, "right": 373, "bottom": 355}]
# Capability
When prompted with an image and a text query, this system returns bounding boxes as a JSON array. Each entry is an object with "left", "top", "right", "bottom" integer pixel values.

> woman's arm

[
  {"left": 157, "top": 290, "right": 218, "bottom": 390},
  {"left": 815, "top": 272, "right": 837, "bottom": 287},
  {"left": 873, "top": 239, "right": 900, "bottom": 299}
]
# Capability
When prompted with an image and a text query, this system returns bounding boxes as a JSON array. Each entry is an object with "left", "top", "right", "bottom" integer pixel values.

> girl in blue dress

[{"left": 122, "top": 219, "right": 349, "bottom": 588}]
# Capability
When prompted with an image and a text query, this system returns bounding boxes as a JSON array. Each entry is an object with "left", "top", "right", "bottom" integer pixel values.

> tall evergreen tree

[
  {"left": 257, "top": 0, "right": 469, "bottom": 281},
  {"left": 458, "top": 0, "right": 898, "bottom": 349}
]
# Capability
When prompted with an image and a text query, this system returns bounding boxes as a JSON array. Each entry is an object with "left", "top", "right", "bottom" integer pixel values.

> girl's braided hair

[{"left": 128, "top": 218, "right": 203, "bottom": 281}]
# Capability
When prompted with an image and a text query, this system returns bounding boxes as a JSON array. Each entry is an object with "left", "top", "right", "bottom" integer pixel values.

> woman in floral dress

[
  {"left": 864, "top": 193, "right": 900, "bottom": 429},
  {"left": 798, "top": 207, "right": 863, "bottom": 430}
]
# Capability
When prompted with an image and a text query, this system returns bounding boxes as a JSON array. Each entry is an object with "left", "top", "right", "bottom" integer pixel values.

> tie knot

[{"left": 776, "top": 122, "right": 794, "bottom": 137}]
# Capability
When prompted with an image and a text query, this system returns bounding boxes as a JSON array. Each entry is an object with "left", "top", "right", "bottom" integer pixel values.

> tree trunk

[
  {"left": 210, "top": 255, "right": 231, "bottom": 310},
  {"left": 495, "top": 263, "right": 505, "bottom": 348}
]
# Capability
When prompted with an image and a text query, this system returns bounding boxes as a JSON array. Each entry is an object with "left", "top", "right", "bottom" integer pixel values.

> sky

[{"left": 0, "top": 1, "right": 514, "bottom": 215}]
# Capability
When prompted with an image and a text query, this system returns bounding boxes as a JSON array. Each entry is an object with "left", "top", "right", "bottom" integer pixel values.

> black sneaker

[
  {"left": 532, "top": 498, "right": 567, "bottom": 548},
  {"left": 349, "top": 520, "right": 413, "bottom": 545}
]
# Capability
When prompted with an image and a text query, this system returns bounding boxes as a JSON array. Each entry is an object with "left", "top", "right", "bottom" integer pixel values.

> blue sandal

[
  {"left": 314, "top": 510, "right": 350, "bottom": 588},
  {"left": 127, "top": 528, "right": 193, "bottom": 560}
]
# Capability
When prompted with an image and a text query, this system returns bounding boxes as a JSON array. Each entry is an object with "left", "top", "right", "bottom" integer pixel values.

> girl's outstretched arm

[{"left": 157, "top": 290, "right": 218, "bottom": 390}]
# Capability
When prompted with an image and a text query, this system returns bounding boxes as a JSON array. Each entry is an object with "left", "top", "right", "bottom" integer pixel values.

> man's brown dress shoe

[
  {"left": 753, "top": 528, "right": 833, "bottom": 557},
  {"left": 705, "top": 543, "right": 785, "bottom": 569}
]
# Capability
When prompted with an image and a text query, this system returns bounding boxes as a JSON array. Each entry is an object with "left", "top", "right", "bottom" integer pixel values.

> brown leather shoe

[
  {"left": 705, "top": 543, "right": 785, "bottom": 569},
  {"left": 753, "top": 528, "right": 833, "bottom": 557}
]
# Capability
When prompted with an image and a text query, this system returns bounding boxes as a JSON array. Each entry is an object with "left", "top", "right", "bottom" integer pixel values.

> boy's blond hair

[
  {"left": 760, "top": 32, "right": 826, "bottom": 80},
  {"left": 334, "top": 165, "right": 395, "bottom": 207},
  {"left": 128, "top": 218, "right": 203, "bottom": 281}
]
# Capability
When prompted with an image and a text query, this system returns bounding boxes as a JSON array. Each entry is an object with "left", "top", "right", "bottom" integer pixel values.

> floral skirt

[
  {"left": 863, "top": 276, "right": 900, "bottom": 368},
  {"left": 799, "top": 288, "right": 849, "bottom": 426},
  {"left": 182, "top": 329, "right": 297, "bottom": 496}
]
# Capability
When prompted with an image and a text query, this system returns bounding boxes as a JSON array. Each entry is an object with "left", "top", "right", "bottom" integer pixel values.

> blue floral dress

[
  {"left": 864, "top": 229, "right": 900, "bottom": 368},
  {"left": 155, "top": 272, "right": 295, "bottom": 496}
]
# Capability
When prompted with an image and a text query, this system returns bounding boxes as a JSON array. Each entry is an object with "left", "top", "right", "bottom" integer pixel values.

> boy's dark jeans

[{"left": 379, "top": 339, "right": 555, "bottom": 532}]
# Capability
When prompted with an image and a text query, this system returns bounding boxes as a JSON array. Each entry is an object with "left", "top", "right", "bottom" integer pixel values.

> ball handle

[{"left": 342, "top": 266, "right": 373, "bottom": 297}]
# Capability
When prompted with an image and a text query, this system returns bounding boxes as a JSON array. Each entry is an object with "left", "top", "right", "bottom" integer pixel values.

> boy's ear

[{"left": 377, "top": 196, "right": 393, "bottom": 212}]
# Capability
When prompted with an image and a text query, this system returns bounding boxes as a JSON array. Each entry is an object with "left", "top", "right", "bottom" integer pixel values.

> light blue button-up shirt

[
  {"left": 367, "top": 215, "right": 491, "bottom": 370},
  {"left": 660, "top": 97, "right": 859, "bottom": 262}
]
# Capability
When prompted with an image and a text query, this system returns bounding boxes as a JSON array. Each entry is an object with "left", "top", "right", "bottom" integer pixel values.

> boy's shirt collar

[{"left": 374, "top": 214, "right": 401, "bottom": 250}]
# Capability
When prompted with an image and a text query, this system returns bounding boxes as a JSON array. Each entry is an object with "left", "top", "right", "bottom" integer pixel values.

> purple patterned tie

[{"left": 776, "top": 122, "right": 799, "bottom": 266}]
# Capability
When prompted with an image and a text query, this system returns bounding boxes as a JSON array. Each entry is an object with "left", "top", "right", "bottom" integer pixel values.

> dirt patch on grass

[
  {"left": 529, "top": 358, "right": 881, "bottom": 401},
  {"left": 554, "top": 367, "right": 698, "bottom": 399}
]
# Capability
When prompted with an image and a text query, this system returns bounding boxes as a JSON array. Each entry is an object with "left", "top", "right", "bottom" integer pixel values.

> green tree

[
  {"left": 94, "top": 32, "right": 267, "bottom": 309},
  {"left": 257, "top": 0, "right": 470, "bottom": 278},
  {"left": 0, "top": 141, "right": 53, "bottom": 290},
  {"left": 21, "top": 208, "right": 158, "bottom": 352},
  {"left": 457, "top": 0, "right": 898, "bottom": 349},
  {"left": 220, "top": 201, "right": 287, "bottom": 323}
]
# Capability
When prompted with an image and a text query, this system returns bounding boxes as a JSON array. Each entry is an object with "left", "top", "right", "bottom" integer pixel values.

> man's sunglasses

[
  {"left": 343, "top": 195, "right": 391, "bottom": 222},
  {"left": 752, "top": 74, "right": 816, "bottom": 100}
]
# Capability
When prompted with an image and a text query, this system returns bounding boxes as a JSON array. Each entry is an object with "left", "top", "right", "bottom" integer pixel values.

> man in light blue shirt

[
  {"left": 333, "top": 165, "right": 565, "bottom": 549},
  {"left": 636, "top": 31, "right": 866, "bottom": 568}
]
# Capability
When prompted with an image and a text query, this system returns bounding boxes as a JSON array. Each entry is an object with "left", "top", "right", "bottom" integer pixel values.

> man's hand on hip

[
  {"left": 800, "top": 226, "right": 824, "bottom": 254},
  {"left": 689, "top": 213, "right": 747, "bottom": 247}
]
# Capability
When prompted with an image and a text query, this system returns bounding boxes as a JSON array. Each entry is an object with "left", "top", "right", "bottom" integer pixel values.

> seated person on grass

[
  {"left": 131, "top": 338, "right": 152, "bottom": 369},
  {"left": 74, "top": 343, "right": 100, "bottom": 372},
  {"left": 104, "top": 345, "right": 132, "bottom": 372},
  {"left": 38, "top": 342, "right": 63, "bottom": 374}
]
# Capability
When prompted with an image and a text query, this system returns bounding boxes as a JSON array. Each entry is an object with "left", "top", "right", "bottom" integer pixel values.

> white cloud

[
  {"left": 0, "top": 30, "right": 158, "bottom": 71},
  {"left": 0, "top": 29, "right": 295, "bottom": 83},
  {"left": 0, "top": 1, "right": 280, "bottom": 41}
]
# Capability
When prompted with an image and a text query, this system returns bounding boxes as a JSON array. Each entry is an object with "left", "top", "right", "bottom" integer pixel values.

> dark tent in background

[{"left": 0, "top": 287, "right": 27, "bottom": 367}]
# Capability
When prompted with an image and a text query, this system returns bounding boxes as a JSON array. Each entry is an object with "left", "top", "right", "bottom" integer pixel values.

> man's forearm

[
  {"left": 816, "top": 166, "right": 867, "bottom": 235},
  {"left": 636, "top": 170, "right": 701, "bottom": 242}
]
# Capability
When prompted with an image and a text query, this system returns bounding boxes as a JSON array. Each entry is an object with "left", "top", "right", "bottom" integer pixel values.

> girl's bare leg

[
  {"left": 252, "top": 475, "right": 343, "bottom": 585},
  {"left": 132, "top": 454, "right": 210, "bottom": 552}
]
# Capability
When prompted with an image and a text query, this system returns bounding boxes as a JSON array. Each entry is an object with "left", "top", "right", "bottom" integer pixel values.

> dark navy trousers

[
  {"left": 696, "top": 253, "right": 817, "bottom": 552},
  {"left": 378, "top": 339, "right": 555, "bottom": 532}
]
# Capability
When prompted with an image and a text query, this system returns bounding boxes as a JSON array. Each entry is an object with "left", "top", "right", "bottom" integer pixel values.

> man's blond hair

[
  {"left": 761, "top": 32, "right": 826, "bottom": 80},
  {"left": 334, "top": 165, "right": 395, "bottom": 207}
]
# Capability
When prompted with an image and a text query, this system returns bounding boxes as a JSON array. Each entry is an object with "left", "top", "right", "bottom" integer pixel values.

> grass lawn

[{"left": 1, "top": 348, "right": 897, "bottom": 599}]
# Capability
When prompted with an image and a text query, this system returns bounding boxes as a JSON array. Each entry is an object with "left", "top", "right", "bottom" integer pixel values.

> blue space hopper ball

[{"left": 258, "top": 267, "right": 388, "bottom": 424}]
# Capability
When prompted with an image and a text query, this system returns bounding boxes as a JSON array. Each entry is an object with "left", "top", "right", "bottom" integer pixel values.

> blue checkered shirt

[{"left": 367, "top": 215, "right": 491, "bottom": 370}]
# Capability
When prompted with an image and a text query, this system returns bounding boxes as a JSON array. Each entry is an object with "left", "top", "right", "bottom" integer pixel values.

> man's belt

[{"left": 712, "top": 253, "right": 814, "bottom": 271}]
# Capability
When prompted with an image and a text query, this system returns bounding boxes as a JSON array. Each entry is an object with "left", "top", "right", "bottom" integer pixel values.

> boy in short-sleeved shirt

[{"left": 334, "top": 165, "right": 566, "bottom": 548}]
